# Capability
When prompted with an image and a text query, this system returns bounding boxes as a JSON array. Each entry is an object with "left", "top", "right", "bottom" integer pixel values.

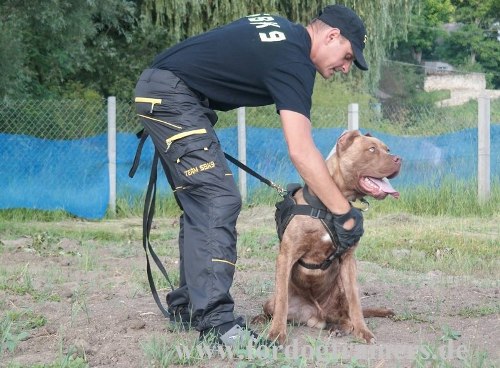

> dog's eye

[{"left": 369, "top": 147, "right": 376, "bottom": 153}]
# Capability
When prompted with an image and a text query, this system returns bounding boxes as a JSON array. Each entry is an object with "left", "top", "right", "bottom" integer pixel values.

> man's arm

[{"left": 279, "top": 109, "right": 350, "bottom": 215}]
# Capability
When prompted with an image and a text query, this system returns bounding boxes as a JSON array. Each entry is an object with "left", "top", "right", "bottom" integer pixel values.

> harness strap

[{"left": 130, "top": 130, "right": 174, "bottom": 318}]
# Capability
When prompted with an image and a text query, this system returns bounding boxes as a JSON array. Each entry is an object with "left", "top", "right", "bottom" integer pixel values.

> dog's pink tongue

[{"left": 369, "top": 177, "right": 399, "bottom": 198}]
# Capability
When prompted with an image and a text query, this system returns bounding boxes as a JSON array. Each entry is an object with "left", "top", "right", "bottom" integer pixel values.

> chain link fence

[{"left": 0, "top": 98, "right": 498, "bottom": 218}]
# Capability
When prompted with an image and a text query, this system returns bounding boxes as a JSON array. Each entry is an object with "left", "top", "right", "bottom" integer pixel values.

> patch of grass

[
  {"left": 243, "top": 277, "right": 275, "bottom": 298},
  {"left": 414, "top": 338, "right": 497, "bottom": 368},
  {"left": 369, "top": 180, "right": 500, "bottom": 217},
  {"left": 0, "top": 208, "right": 74, "bottom": 222},
  {"left": 131, "top": 266, "right": 179, "bottom": 294},
  {"left": 0, "top": 264, "right": 35, "bottom": 296},
  {"left": 440, "top": 325, "right": 461, "bottom": 342},
  {"left": 1, "top": 309, "right": 47, "bottom": 361},
  {"left": 141, "top": 331, "right": 314, "bottom": 367},
  {"left": 0, "top": 264, "right": 60, "bottom": 303},
  {"left": 391, "top": 310, "right": 431, "bottom": 324},
  {"left": 70, "top": 286, "right": 91, "bottom": 325},
  {"left": 5, "top": 309, "right": 47, "bottom": 330},
  {"left": 238, "top": 228, "right": 278, "bottom": 260},
  {"left": 77, "top": 242, "right": 97, "bottom": 272},
  {"left": 456, "top": 305, "right": 499, "bottom": 318},
  {"left": 115, "top": 193, "right": 182, "bottom": 218},
  {"left": 0, "top": 316, "right": 29, "bottom": 359},
  {"left": 4, "top": 337, "right": 90, "bottom": 368},
  {"left": 357, "top": 209, "right": 499, "bottom": 277}
]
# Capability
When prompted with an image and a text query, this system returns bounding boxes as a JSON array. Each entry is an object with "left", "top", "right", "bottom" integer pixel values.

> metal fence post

[
  {"left": 237, "top": 107, "right": 247, "bottom": 202},
  {"left": 348, "top": 103, "right": 359, "bottom": 130},
  {"left": 478, "top": 94, "right": 490, "bottom": 203},
  {"left": 107, "top": 96, "right": 117, "bottom": 215}
]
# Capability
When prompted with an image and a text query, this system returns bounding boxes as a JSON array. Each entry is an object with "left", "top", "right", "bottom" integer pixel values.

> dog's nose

[{"left": 392, "top": 155, "right": 402, "bottom": 164}]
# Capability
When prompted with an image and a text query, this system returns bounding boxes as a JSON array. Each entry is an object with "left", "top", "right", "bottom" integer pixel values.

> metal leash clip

[{"left": 271, "top": 182, "right": 286, "bottom": 197}]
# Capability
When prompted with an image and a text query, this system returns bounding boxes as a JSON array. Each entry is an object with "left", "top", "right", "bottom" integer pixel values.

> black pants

[{"left": 134, "top": 69, "right": 242, "bottom": 331}]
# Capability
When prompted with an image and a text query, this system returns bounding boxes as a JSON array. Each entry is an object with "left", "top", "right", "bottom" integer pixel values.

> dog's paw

[
  {"left": 251, "top": 314, "right": 270, "bottom": 325},
  {"left": 328, "top": 322, "right": 353, "bottom": 337},
  {"left": 329, "top": 328, "right": 347, "bottom": 338},
  {"left": 268, "top": 328, "right": 286, "bottom": 345},
  {"left": 306, "top": 317, "right": 326, "bottom": 329},
  {"left": 354, "top": 328, "right": 376, "bottom": 344}
]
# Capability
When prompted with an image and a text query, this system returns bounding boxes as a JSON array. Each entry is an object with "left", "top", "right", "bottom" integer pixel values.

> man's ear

[
  {"left": 336, "top": 130, "right": 361, "bottom": 154},
  {"left": 327, "top": 28, "right": 341, "bottom": 43}
]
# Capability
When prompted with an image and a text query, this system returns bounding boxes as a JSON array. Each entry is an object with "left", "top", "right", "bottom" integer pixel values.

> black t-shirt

[{"left": 152, "top": 14, "right": 316, "bottom": 119}]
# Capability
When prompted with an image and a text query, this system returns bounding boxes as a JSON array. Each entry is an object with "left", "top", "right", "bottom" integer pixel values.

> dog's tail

[{"left": 362, "top": 308, "right": 395, "bottom": 318}]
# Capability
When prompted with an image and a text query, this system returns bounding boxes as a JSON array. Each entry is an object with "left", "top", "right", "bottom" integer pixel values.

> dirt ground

[{"left": 1, "top": 206, "right": 498, "bottom": 367}]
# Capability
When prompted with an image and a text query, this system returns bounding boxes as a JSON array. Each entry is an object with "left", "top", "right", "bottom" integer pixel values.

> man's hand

[{"left": 332, "top": 207, "right": 364, "bottom": 252}]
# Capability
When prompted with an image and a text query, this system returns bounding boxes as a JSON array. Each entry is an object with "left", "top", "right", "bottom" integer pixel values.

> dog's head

[{"left": 327, "top": 130, "right": 402, "bottom": 200}]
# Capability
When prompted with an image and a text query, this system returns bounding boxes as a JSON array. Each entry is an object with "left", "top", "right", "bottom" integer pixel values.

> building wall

[{"left": 424, "top": 73, "right": 500, "bottom": 106}]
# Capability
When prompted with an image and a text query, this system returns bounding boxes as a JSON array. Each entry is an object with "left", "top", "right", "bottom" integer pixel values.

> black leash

[
  {"left": 223, "top": 153, "right": 286, "bottom": 197},
  {"left": 129, "top": 131, "right": 175, "bottom": 318}
]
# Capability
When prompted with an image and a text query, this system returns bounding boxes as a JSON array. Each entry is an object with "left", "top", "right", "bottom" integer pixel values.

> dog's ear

[
  {"left": 364, "top": 132, "right": 372, "bottom": 137},
  {"left": 336, "top": 130, "right": 361, "bottom": 154}
]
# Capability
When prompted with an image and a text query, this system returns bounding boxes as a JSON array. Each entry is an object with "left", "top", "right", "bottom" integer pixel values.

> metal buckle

[{"left": 309, "top": 208, "right": 323, "bottom": 218}]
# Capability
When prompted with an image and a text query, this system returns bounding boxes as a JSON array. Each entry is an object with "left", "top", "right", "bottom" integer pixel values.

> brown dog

[{"left": 257, "top": 130, "right": 401, "bottom": 345}]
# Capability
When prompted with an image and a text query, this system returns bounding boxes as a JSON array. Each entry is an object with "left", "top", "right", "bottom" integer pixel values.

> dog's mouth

[{"left": 359, "top": 176, "right": 399, "bottom": 199}]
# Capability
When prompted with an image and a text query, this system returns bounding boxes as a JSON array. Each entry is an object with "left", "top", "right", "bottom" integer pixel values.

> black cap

[{"left": 317, "top": 5, "right": 368, "bottom": 71}]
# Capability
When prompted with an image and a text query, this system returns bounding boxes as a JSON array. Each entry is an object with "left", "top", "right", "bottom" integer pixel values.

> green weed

[
  {"left": 0, "top": 316, "right": 29, "bottom": 359},
  {"left": 70, "top": 286, "right": 91, "bottom": 325},
  {"left": 457, "top": 305, "right": 499, "bottom": 318},
  {"left": 0, "top": 264, "right": 35, "bottom": 296}
]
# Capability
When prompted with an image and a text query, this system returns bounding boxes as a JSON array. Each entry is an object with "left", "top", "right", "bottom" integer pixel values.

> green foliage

[
  {"left": 0, "top": 317, "right": 29, "bottom": 358},
  {"left": 1, "top": 309, "right": 46, "bottom": 359},
  {"left": 0, "top": 11, "right": 26, "bottom": 98},
  {"left": 451, "top": 0, "right": 499, "bottom": 28},
  {"left": 435, "top": 23, "right": 500, "bottom": 88},
  {"left": 388, "top": 0, "right": 500, "bottom": 91},
  {"left": 393, "top": 0, "right": 454, "bottom": 62},
  {"left": 0, "top": 0, "right": 419, "bottom": 99},
  {"left": 0, "top": 0, "right": 139, "bottom": 100}
]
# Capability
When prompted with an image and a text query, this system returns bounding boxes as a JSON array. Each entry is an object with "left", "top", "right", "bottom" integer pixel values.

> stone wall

[{"left": 424, "top": 73, "right": 500, "bottom": 107}]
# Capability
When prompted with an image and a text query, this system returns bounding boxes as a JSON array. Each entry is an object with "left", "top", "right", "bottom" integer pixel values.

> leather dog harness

[{"left": 275, "top": 183, "right": 358, "bottom": 270}]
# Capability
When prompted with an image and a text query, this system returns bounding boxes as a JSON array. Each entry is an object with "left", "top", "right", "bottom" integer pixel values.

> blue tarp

[
  {"left": 1, "top": 126, "right": 498, "bottom": 219},
  {"left": 0, "top": 134, "right": 108, "bottom": 219}
]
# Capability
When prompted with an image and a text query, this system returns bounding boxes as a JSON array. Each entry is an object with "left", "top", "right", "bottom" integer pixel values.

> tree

[
  {"left": 390, "top": 0, "right": 455, "bottom": 63},
  {"left": 0, "top": 0, "right": 139, "bottom": 99},
  {"left": 435, "top": 0, "right": 500, "bottom": 88},
  {"left": 0, "top": 0, "right": 423, "bottom": 99},
  {"left": 0, "top": 11, "right": 26, "bottom": 98}
]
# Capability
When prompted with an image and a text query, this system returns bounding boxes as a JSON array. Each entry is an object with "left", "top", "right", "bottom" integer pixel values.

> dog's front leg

[
  {"left": 268, "top": 244, "right": 296, "bottom": 345},
  {"left": 339, "top": 252, "right": 375, "bottom": 343}
]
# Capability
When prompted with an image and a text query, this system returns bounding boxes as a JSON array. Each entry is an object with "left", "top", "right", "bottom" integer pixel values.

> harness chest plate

[{"left": 274, "top": 184, "right": 344, "bottom": 270}]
